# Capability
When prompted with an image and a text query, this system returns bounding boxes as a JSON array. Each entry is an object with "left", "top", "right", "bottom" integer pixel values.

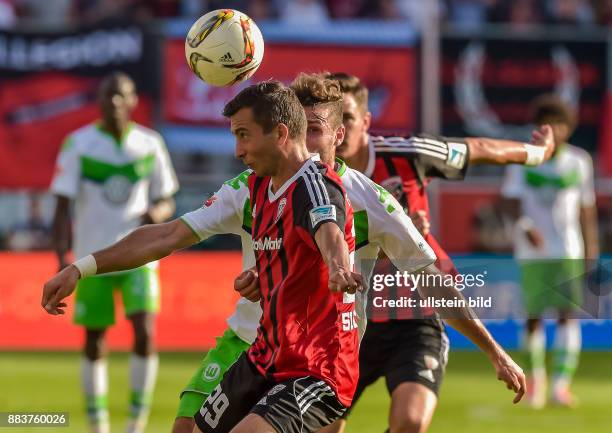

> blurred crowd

[{"left": 2, "top": 0, "right": 612, "bottom": 30}]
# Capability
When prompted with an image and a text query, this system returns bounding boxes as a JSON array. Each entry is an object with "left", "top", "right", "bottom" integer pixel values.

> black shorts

[
  {"left": 194, "top": 353, "right": 347, "bottom": 433},
  {"left": 344, "top": 319, "right": 449, "bottom": 417}
]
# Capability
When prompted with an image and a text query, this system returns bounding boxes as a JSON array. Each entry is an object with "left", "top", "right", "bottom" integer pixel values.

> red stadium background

[{"left": 0, "top": 252, "right": 242, "bottom": 350}]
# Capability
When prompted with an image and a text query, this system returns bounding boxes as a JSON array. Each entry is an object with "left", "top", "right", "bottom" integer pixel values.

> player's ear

[
  {"left": 276, "top": 122, "right": 290, "bottom": 145},
  {"left": 362, "top": 111, "right": 372, "bottom": 133},
  {"left": 334, "top": 124, "right": 345, "bottom": 148}
]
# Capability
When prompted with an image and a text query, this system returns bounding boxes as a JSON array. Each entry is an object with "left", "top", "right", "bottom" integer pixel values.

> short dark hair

[
  {"left": 223, "top": 80, "right": 306, "bottom": 139},
  {"left": 531, "top": 94, "right": 577, "bottom": 131},
  {"left": 324, "top": 72, "right": 369, "bottom": 113},
  {"left": 290, "top": 72, "right": 344, "bottom": 128},
  {"left": 99, "top": 71, "right": 135, "bottom": 94}
]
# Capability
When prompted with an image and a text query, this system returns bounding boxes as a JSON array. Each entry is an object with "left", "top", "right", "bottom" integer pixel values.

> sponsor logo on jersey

[
  {"left": 202, "top": 362, "right": 221, "bottom": 381},
  {"left": 253, "top": 236, "right": 283, "bottom": 251},
  {"left": 309, "top": 205, "right": 336, "bottom": 227},
  {"left": 274, "top": 198, "right": 287, "bottom": 223},
  {"left": 447, "top": 142, "right": 467, "bottom": 169},
  {"left": 204, "top": 195, "right": 218, "bottom": 207},
  {"left": 103, "top": 174, "right": 132, "bottom": 204}
]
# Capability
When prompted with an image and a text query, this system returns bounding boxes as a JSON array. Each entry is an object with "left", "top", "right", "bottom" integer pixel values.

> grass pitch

[{"left": 1, "top": 351, "right": 610, "bottom": 432}]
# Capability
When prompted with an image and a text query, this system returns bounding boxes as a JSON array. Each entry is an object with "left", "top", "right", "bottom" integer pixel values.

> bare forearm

[
  {"left": 52, "top": 196, "right": 71, "bottom": 262},
  {"left": 93, "top": 220, "right": 197, "bottom": 274},
  {"left": 466, "top": 138, "right": 529, "bottom": 165},
  {"left": 500, "top": 198, "right": 521, "bottom": 222},
  {"left": 418, "top": 264, "right": 501, "bottom": 358},
  {"left": 445, "top": 317, "right": 502, "bottom": 359},
  {"left": 580, "top": 205, "right": 599, "bottom": 261},
  {"left": 314, "top": 222, "right": 350, "bottom": 271}
]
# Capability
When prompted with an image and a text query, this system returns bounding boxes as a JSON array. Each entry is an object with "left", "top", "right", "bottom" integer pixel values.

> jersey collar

[
  {"left": 267, "top": 157, "right": 318, "bottom": 203},
  {"left": 364, "top": 135, "right": 376, "bottom": 178},
  {"left": 335, "top": 157, "right": 348, "bottom": 177},
  {"left": 95, "top": 121, "right": 135, "bottom": 147}
]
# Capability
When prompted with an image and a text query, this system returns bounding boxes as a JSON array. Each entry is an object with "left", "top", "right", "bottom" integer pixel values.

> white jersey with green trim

[
  {"left": 50, "top": 122, "right": 179, "bottom": 260},
  {"left": 181, "top": 160, "right": 436, "bottom": 344},
  {"left": 501, "top": 144, "right": 595, "bottom": 259}
]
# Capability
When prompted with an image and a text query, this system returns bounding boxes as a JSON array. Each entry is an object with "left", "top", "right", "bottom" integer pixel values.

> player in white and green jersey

[
  {"left": 50, "top": 73, "right": 178, "bottom": 433},
  {"left": 501, "top": 95, "right": 599, "bottom": 408}
]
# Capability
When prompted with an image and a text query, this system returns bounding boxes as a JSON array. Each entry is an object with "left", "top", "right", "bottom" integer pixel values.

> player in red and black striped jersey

[
  {"left": 194, "top": 81, "right": 362, "bottom": 433},
  {"left": 324, "top": 72, "right": 555, "bottom": 433},
  {"left": 246, "top": 158, "right": 358, "bottom": 407}
]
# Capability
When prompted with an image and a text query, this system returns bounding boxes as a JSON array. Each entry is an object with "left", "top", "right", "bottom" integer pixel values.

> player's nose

[{"left": 234, "top": 143, "right": 245, "bottom": 160}]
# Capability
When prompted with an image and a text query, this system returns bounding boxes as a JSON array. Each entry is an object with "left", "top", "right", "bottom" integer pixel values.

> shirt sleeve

[
  {"left": 366, "top": 179, "right": 437, "bottom": 273},
  {"left": 293, "top": 174, "right": 347, "bottom": 239},
  {"left": 50, "top": 135, "right": 80, "bottom": 199},
  {"left": 180, "top": 182, "right": 249, "bottom": 240},
  {"left": 408, "top": 134, "right": 470, "bottom": 180},
  {"left": 578, "top": 152, "right": 596, "bottom": 207},
  {"left": 500, "top": 165, "right": 524, "bottom": 198},
  {"left": 149, "top": 134, "right": 179, "bottom": 201}
]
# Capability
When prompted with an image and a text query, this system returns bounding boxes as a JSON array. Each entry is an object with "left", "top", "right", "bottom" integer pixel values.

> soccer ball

[{"left": 185, "top": 9, "right": 265, "bottom": 87}]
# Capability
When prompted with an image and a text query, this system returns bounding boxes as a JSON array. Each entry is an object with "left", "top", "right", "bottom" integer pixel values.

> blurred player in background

[
  {"left": 323, "top": 72, "right": 555, "bottom": 433},
  {"left": 501, "top": 95, "right": 599, "bottom": 408},
  {"left": 50, "top": 72, "right": 179, "bottom": 433}
]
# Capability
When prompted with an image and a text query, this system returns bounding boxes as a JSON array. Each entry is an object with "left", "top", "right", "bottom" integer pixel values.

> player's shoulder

[
  {"left": 60, "top": 122, "right": 99, "bottom": 153},
  {"left": 565, "top": 143, "right": 593, "bottom": 164},
  {"left": 292, "top": 160, "right": 344, "bottom": 205},
  {"left": 130, "top": 123, "right": 166, "bottom": 144},
  {"left": 223, "top": 168, "right": 254, "bottom": 191},
  {"left": 64, "top": 123, "right": 99, "bottom": 151}
]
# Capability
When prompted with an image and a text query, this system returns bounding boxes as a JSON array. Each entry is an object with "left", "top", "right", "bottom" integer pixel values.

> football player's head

[
  {"left": 324, "top": 72, "right": 371, "bottom": 160},
  {"left": 530, "top": 94, "right": 577, "bottom": 146},
  {"left": 291, "top": 72, "right": 345, "bottom": 165},
  {"left": 98, "top": 71, "right": 138, "bottom": 130},
  {"left": 223, "top": 80, "right": 307, "bottom": 176}
]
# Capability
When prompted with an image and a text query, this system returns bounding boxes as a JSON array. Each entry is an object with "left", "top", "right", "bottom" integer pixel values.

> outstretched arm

[
  {"left": 467, "top": 125, "right": 555, "bottom": 165},
  {"left": 52, "top": 195, "right": 72, "bottom": 270},
  {"left": 42, "top": 219, "right": 199, "bottom": 315},
  {"left": 416, "top": 264, "right": 526, "bottom": 403}
]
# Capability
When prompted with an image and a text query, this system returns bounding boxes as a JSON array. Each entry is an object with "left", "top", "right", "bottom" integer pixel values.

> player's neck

[
  {"left": 270, "top": 146, "right": 310, "bottom": 193},
  {"left": 100, "top": 119, "right": 130, "bottom": 141},
  {"left": 346, "top": 136, "right": 370, "bottom": 174}
]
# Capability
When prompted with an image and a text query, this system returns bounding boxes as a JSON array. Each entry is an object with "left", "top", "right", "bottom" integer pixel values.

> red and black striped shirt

[
  {"left": 246, "top": 158, "right": 359, "bottom": 406},
  {"left": 365, "top": 134, "right": 469, "bottom": 321}
]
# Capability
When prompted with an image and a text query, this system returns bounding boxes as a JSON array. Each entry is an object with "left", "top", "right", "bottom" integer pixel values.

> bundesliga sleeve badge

[{"left": 309, "top": 205, "right": 337, "bottom": 227}]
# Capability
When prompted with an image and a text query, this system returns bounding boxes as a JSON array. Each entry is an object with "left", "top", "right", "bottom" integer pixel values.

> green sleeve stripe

[
  {"left": 354, "top": 210, "right": 369, "bottom": 249},
  {"left": 80, "top": 154, "right": 156, "bottom": 184},
  {"left": 242, "top": 198, "right": 252, "bottom": 233},
  {"left": 179, "top": 217, "right": 203, "bottom": 241},
  {"left": 224, "top": 169, "right": 251, "bottom": 190}
]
